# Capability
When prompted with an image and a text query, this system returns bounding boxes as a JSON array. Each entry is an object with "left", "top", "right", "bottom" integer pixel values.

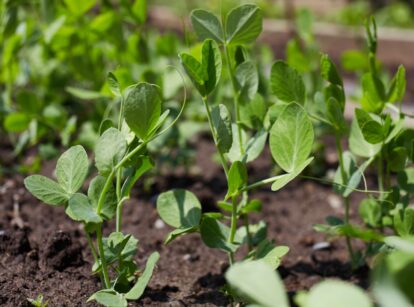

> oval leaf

[
  {"left": 211, "top": 104, "right": 232, "bottom": 153},
  {"left": 124, "top": 83, "right": 162, "bottom": 140},
  {"left": 270, "top": 103, "right": 314, "bottom": 173},
  {"left": 271, "top": 61, "right": 306, "bottom": 105},
  {"left": 190, "top": 9, "right": 224, "bottom": 43},
  {"left": 56, "top": 145, "right": 89, "bottom": 194},
  {"left": 66, "top": 193, "right": 102, "bottom": 224},
  {"left": 226, "top": 4, "right": 262, "bottom": 45},
  {"left": 24, "top": 175, "right": 69, "bottom": 206},
  {"left": 156, "top": 189, "right": 202, "bottom": 228}
]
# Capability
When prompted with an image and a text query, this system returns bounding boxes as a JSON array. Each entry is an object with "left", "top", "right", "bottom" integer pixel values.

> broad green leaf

[
  {"left": 361, "top": 121, "right": 384, "bottom": 144},
  {"left": 240, "top": 93, "right": 267, "bottom": 129},
  {"left": 271, "top": 157, "right": 313, "bottom": 191},
  {"left": 225, "top": 261, "right": 289, "bottom": 307},
  {"left": 349, "top": 117, "right": 381, "bottom": 158},
  {"left": 66, "top": 193, "right": 102, "bottom": 224},
  {"left": 227, "top": 124, "right": 247, "bottom": 162},
  {"left": 326, "top": 97, "right": 347, "bottom": 133},
  {"left": 132, "top": 0, "right": 147, "bottom": 24},
  {"left": 253, "top": 240, "right": 289, "bottom": 269},
  {"left": 235, "top": 61, "right": 258, "bottom": 103},
  {"left": 211, "top": 104, "right": 232, "bottom": 153},
  {"left": 87, "top": 289, "right": 127, "bottom": 307},
  {"left": 124, "top": 83, "right": 162, "bottom": 140},
  {"left": 179, "top": 53, "right": 205, "bottom": 96},
  {"left": 107, "top": 72, "right": 121, "bottom": 97},
  {"left": 225, "top": 4, "right": 263, "bottom": 45},
  {"left": 226, "top": 161, "right": 247, "bottom": 198},
  {"left": 88, "top": 176, "right": 117, "bottom": 220},
  {"left": 64, "top": 0, "right": 96, "bottom": 16},
  {"left": 394, "top": 208, "right": 414, "bottom": 236},
  {"left": 270, "top": 103, "right": 314, "bottom": 172},
  {"left": 320, "top": 54, "right": 343, "bottom": 87},
  {"left": 24, "top": 175, "right": 69, "bottom": 206},
  {"left": 200, "top": 217, "right": 238, "bottom": 252},
  {"left": 305, "top": 280, "right": 372, "bottom": 307},
  {"left": 4, "top": 112, "right": 30, "bottom": 132},
  {"left": 190, "top": 9, "right": 224, "bottom": 43},
  {"left": 125, "top": 252, "right": 160, "bottom": 300},
  {"left": 271, "top": 61, "right": 306, "bottom": 105},
  {"left": 157, "top": 189, "right": 202, "bottom": 228},
  {"left": 384, "top": 236, "right": 414, "bottom": 254},
  {"left": 56, "top": 145, "right": 88, "bottom": 194},
  {"left": 388, "top": 65, "right": 406, "bottom": 103},
  {"left": 94, "top": 128, "right": 127, "bottom": 176},
  {"left": 202, "top": 39, "right": 222, "bottom": 95}
]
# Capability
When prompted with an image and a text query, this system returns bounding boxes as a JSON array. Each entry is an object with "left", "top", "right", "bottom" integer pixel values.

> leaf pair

[
  {"left": 179, "top": 39, "right": 221, "bottom": 97},
  {"left": 191, "top": 4, "right": 262, "bottom": 45},
  {"left": 24, "top": 145, "right": 88, "bottom": 206}
]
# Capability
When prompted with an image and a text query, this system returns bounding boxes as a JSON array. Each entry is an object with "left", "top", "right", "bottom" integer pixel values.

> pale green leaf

[
  {"left": 56, "top": 145, "right": 88, "bottom": 194},
  {"left": 24, "top": 175, "right": 69, "bottom": 206}
]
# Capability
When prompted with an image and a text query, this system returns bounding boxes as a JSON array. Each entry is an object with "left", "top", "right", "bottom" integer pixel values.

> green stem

[
  {"left": 377, "top": 151, "right": 385, "bottom": 198},
  {"left": 335, "top": 134, "right": 356, "bottom": 266},
  {"left": 96, "top": 225, "right": 110, "bottom": 288},
  {"left": 228, "top": 195, "right": 238, "bottom": 265},
  {"left": 96, "top": 141, "right": 147, "bottom": 214},
  {"left": 243, "top": 214, "right": 253, "bottom": 252},
  {"left": 201, "top": 96, "right": 229, "bottom": 176},
  {"left": 223, "top": 43, "right": 244, "bottom": 156},
  {"left": 116, "top": 200, "right": 124, "bottom": 233},
  {"left": 85, "top": 230, "right": 104, "bottom": 285}
]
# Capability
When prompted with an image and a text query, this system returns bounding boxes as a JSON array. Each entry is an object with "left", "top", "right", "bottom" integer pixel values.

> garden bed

[{"left": 0, "top": 136, "right": 369, "bottom": 306}]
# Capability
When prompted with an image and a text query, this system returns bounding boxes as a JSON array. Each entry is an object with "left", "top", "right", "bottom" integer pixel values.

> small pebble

[
  {"left": 327, "top": 194, "right": 342, "bottom": 209},
  {"left": 154, "top": 219, "right": 165, "bottom": 229},
  {"left": 312, "top": 241, "right": 331, "bottom": 251}
]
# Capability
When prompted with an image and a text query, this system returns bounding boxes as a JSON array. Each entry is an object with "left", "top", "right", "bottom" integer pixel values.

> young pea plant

[
  {"left": 24, "top": 73, "right": 185, "bottom": 307},
  {"left": 313, "top": 17, "right": 412, "bottom": 268},
  {"left": 156, "top": 3, "right": 314, "bottom": 273}
]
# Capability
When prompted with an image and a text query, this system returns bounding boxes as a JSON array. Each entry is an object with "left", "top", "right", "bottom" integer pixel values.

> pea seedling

[
  {"left": 156, "top": 4, "right": 314, "bottom": 275},
  {"left": 313, "top": 17, "right": 412, "bottom": 268},
  {"left": 24, "top": 73, "right": 185, "bottom": 306}
]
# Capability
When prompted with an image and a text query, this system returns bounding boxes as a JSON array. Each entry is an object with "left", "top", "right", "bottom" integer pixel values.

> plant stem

[
  {"left": 116, "top": 201, "right": 124, "bottom": 233},
  {"left": 96, "top": 225, "right": 110, "bottom": 288},
  {"left": 85, "top": 230, "right": 105, "bottom": 286},
  {"left": 228, "top": 195, "right": 238, "bottom": 265},
  {"left": 201, "top": 96, "right": 229, "bottom": 176},
  {"left": 335, "top": 134, "right": 356, "bottom": 266},
  {"left": 377, "top": 151, "right": 385, "bottom": 199},
  {"left": 223, "top": 43, "right": 244, "bottom": 156},
  {"left": 243, "top": 214, "right": 253, "bottom": 251}
]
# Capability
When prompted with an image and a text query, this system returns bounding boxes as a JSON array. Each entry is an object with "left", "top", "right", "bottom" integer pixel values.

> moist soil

[{"left": 0, "top": 135, "right": 370, "bottom": 306}]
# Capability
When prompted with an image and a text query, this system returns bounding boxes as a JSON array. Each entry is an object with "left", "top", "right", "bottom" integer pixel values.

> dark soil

[{"left": 0, "top": 136, "right": 370, "bottom": 306}]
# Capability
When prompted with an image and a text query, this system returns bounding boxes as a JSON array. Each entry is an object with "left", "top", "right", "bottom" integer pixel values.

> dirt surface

[{"left": 0, "top": 135, "right": 370, "bottom": 306}]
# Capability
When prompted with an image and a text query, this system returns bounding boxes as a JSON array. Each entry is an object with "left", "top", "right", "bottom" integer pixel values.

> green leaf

[
  {"left": 388, "top": 65, "right": 406, "bottom": 103},
  {"left": 200, "top": 217, "right": 238, "bottom": 252},
  {"left": 66, "top": 193, "right": 102, "bottom": 224},
  {"left": 56, "top": 145, "right": 88, "bottom": 194},
  {"left": 254, "top": 241, "right": 289, "bottom": 269},
  {"left": 225, "top": 261, "right": 289, "bottom": 307},
  {"left": 271, "top": 157, "right": 313, "bottom": 191},
  {"left": 235, "top": 61, "right": 258, "bottom": 103},
  {"left": 202, "top": 39, "right": 222, "bottom": 96},
  {"left": 270, "top": 103, "right": 314, "bottom": 172},
  {"left": 4, "top": 112, "right": 30, "bottom": 132},
  {"left": 64, "top": 0, "right": 96, "bottom": 16},
  {"left": 305, "top": 280, "right": 372, "bottom": 307},
  {"left": 226, "top": 161, "right": 247, "bottom": 198},
  {"left": 361, "top": 72, "right": 385, "bottom": 114},
  {"left": 211, "top": 104, "right": 232, "bottom": 153},
  {"left": 225, "top": 4, "right": 262, "bottom": 45},
  {"left": 24, "top": 175, "right": 69, "bottom": 206},
  {"left": 320, "top": 54, "right": 343, "bottom": 87},
  {"left": 94, "top": 128, "right": 127, "bottom": 176},
  {"left": 157, "top": 189, "right": 202, "bottom": 228},
  {"left": 384, "top": 236, "right": 414, "bottom": 254},
  {"left": 397, "top": 168, "right": 414, "bottom": 194},
  {"left": 271, "top": 61, "right": 306, "bottom": 104},
  {"left": 124, "top": 83, "right": 162, "bottom": 140},
  {"left": 326, "top": 97, "right": 347, "bottom": 133},
  {"left": 125, "top": 252, "right": 160, "bottom": 300},
  {"left": 190, "top": 9, "right": 224, "bottom": 43},
  {"left": 65, "top": 86, "right": 106, "bottom": 100},
  {"left": 394, "top": 208, "right": 414, "bottom": 236},
  {"left": 179, "top": 53, "right": 206, "bottom": 96},
  {"left": 359, "top": 198, "right": 381, "bottom": 227},
  {"left": 240, "top": 93, "right": 267, "bottom": 129},
  {"left": 107, "top": 72, "right": 121, "bottom": 97},
  {"left": 132, "top": 0, "right": 147, "bottom": 24},
  {"left": 121, "top": 156, "right": 154, "bottom": 198},
  {"left": 243, "top": 130, "right": 268, "bottom": 163},
  {"left": 349, "top": 116, "right": 381, "bottom": 158},
  {"left": 88, "top": 289, "right": 127, "bottom": 307},
  {"left": 164, "top": 227, "right": 198, "bottom": 244},
  {"left": 88, "top": 176, "right": 117, "bottom": 220},
  {"left": 389, "top": 147, "right": 408, "bottom": 172}
]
